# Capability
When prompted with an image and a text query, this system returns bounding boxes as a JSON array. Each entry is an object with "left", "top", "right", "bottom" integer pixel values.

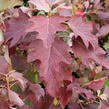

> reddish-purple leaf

[
  {"left": 68, "top": 103, "right": 81, "bottom": 109},
  {"left": 0, "top": 56, "right": 8, "bottom": 74},
  {"left": 28, "top": 38, "right": 72, "bottom": 97},
  {"left": 84, "top": 77, "right": 107, "bottom": 91},
  {"left": 98, "top": 101, "right": 109, "bottom": 109},
  {"left": 4, "top": 10, "right": 30, "bottom": 47},
  {"left": 27, "top": 15, "right": 67, "bottom": 49},
  {"left": 27, "top": 15, "right": 72, "bottom": 99},
  {"left": 72, "top": 37, "right": 109, "bottom": 69},
  {"left": 29, "top": 83, "right": 45, "bottom": 101},
  {"left": 0, "top": 98, "right": 9, "bottom": 109},
  {"left": 96, "top": 24, "right": 109, "bottom": 37},
  {"left": 11, "top": 54, "right": 29, "bottom": 71},
  {"left": 67, "top": 16, "right": 98, "bottom": 48},
  {"left": 68, "top": 82, "right": 95, "bottom": 100},
  {"left": 98, "top": 11, "right": 109, "bottom": 20}
]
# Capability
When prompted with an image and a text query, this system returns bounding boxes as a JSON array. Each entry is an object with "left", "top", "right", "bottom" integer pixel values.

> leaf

[
  {"left": 9, "top": 90, "right": 24, "bottom": 107},
  {"left": 29, "top": 83, "right": 45, "bottom": 101},
  {"left": 105, "top": 78, "right": 109, "bottom": 86},
  {"left": 96, "top": 24, "right": 109, "bottom": 37},
  {"left": 0, "top": 97, "right": 9, "bottom": 109},
  {"left": 68, "top": 82, "right": 95, "bottom": 100},
  {"left": 84, "top": 77, "right": 107, "bottom": 91},
  {"left": 48, "top": 104, "right": 62, "bottom": 109},
  {"left": 24, "top": 99, "right": 32, "bottom": 106},
  {"left": 103, "top": 43, "right": 109, "bottom": 50},
  {"left": 97, "top": 10, "right": 109, "bottom": 20},
  {"left": 28, "top": 0, "right": 50, "bottom": 12},
  {"left": 56, "top": 4, "right": 72, "bottom": 17},
  {"left": 104, "top": 0, "right": 109, "bottom": 7},
  {"left": 27, "top": 15, "right": 72, "bottom": 100},
  {"left": 28, "top": 0, "right": 63, "bottom": 12},
  {"left": 67, "top": 16, "right": 98, "bottom": 48},
  {"left": 11, "top": 54, "right": 29, "bottom": 71},
  {"left": 0, "top": 56, "right": 9, "bottom": 74},
  {"left": 68, "top": 103, "right": 81, "bottom": 109},
  {"left": 98, "top": 101, "right": 109, "bottom": 109},
  {"left": 0, "top": 0, "right": 22, "bottom": 11},
  {"left": 27, "top": 15, "right": 67, "bottom": 50},
  {"left": 10, "top": 72, "right": 27, "bottom": 91},
  {"left": 72, "top": 37, "right": 109, "bottom": 69},
  {"left": 4, "top": 10, "right": 30, "bottom": 47}
]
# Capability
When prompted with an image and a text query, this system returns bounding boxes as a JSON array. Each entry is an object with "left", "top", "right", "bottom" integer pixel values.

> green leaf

[
  {"left": 24, "top": 99, "right": 32, "bottom": 106},
  {"left": 12, "top": 84, "right": 22, "bottom": 93},
  {"left": 105, "top": 78, "right": 109, "bottom": 86},
  {"left": 37, "top": 11, "right": 46, "bottom": 15},
  {"left": 25, "top": 71, "right": 41, "bottom": 83},
  {"left": 103, "top": 43, "right": 109, "bottom": 50},
  {"left": 95, "top": 72, "right": 104, "bottom": 79}
]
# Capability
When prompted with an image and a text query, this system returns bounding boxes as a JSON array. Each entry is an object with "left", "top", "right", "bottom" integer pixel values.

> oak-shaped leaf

[
  {"left": 4, "top": 10, "right": 30, "bottom": 47},
  {"left": 67, "top": 16, "right": 98, "bottom": 48},
  {"left": 72, "top": 37, "right": 109, "bottom": 69},
  {"left": 27, "top": 15, "right": 72, "bottom": 98},
  {"left": 26, "top": 15, "right": 67, "bottom": 49},
  {"left": 28, "top": 38, "right": 72, "bottom": 98}
]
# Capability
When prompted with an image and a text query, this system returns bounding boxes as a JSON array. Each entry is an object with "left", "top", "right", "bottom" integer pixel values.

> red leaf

[
  {"left": 27, "top": 15, "right": 67, "bottom": 50},
  {"left": 0, "top": 97, "right": 9, "bottom": 109},
  {"left": 4, "top": 10, "right": 30, "bottom": 47},
  {"left": 84, "top": 77, "right": 107, "bottom": 91},
  {"left": 29, "top": 83, "right": 45, "bottom": 101},
  {"left": 67, "top": 16, "right": 98, "bottom": 48},
  {"left": 27, "top": 15, "right": 72, "bottom": 99},
  {"left": 72, "top": 37, "right": 109, "bottom": 69},
  {"left": 98, "top": 11, "right": 109, "bottom": 20},
  {"left": 96, "top": 24, "right": 109, "bottom": 37},
  {"left": 68, "top": 103, "right": 81, "bottom": 109},
  {"left": 98, "top": 101, "right": 109, "bottom": 109},
  {"left": 68, "top": 82, "right": 95, "bottom": 100},
  {"left": 0, "top": 56, "right": 8, "bottom": 74}
]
